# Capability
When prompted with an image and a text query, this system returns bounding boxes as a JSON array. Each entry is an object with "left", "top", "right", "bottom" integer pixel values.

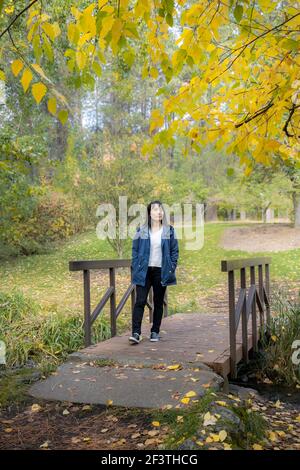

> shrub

[{"left": 259, "top": 289, "right": 300, "bottom": 386}]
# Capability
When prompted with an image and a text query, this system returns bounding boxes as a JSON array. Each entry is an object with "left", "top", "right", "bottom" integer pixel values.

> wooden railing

[
  {"left": 69, "top": 259, "right": 168, "bottom": 347},
  {"left": 221, "top": 257, "right": 271, "bottom": 378}
]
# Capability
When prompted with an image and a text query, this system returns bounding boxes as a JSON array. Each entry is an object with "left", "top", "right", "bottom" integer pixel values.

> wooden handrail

[
  {"left": 69, "top": 259, "right": 168, "bottom": 347},
  {"left": 221, "top": 257, "right": 271, "bottom": 378}
]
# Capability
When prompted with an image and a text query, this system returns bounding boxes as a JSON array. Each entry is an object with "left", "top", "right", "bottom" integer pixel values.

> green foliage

[
  {"left": 259, "top": 289, "right": 300, "bottom": 386},
  {"left": 0, "top": 290, "right": 111, "bottom": 368}
]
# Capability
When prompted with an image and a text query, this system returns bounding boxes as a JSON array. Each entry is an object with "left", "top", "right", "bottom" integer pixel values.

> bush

[{"left": 259, "top": 289, "right": 300, "bottom": 386}]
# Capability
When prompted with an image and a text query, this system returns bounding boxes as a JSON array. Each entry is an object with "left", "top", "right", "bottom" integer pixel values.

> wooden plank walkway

[{"left": 69, "top": 312, "right": 252, "bottom": 378}]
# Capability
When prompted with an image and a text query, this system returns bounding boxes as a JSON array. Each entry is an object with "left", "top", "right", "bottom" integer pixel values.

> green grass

[
  {"left": 1, "top": 221, "right": 299, "bottom": 320},
  {"left": 1, "top": 221, "right": 300, "bottom": 371}
]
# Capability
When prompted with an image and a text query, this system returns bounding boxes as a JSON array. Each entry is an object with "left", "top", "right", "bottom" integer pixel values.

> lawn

[{"left": 1, "top": 222, "right": 299, "bottom": 329}]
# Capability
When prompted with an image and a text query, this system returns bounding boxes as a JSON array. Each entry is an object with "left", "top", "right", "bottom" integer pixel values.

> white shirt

[{"left": 148, "top": 226, "right": 163, "bottom": 267}]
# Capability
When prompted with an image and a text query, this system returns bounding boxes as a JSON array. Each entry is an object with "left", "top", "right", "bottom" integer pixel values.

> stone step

[{"left": 29, "top": 360, "right": 223, "bottom": 409}]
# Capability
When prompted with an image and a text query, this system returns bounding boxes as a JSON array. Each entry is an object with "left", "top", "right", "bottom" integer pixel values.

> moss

[{"left": 0, "top": 368, "right": 34, "bottom": 408}]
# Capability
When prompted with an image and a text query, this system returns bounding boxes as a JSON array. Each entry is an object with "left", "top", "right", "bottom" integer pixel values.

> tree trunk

[{"left": 292, "top": 192, "right": 300, "bottom": 228}]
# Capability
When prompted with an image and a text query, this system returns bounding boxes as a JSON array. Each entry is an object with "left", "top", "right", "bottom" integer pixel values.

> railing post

[
  {"left": 149, "top": 287, "right": 153, "bottom": 323},
  {"left": 130, "top": 265, "right": 136, "bottom": 320},
  {"left": 163, "top": 288, "right": 168, "bottom": 318},
  {"left": 110, "top": 267, "right": 116, "bottom": 337},
  {"left": 265, "top": 263, "right": 271, "bottom": 329},
  {"left": 250, "top": 266, "right": 258, "bottom": 352},
  {"left": 83, "top": 269, "right": 91, "bottom": 347},
  {"left": 228, "top": 270, "right": 237, "bottom": 378},
  {"left": 258, "top": 264, "right": 264, "bottom": 329},
  {"left": 240, "top": 267, "right": 248, "bottom": 363}
]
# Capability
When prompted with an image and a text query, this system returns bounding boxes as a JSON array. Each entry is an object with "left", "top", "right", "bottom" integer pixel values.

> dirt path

[{"left": 220, "top": 223, "right": 300, "bottom": 252}]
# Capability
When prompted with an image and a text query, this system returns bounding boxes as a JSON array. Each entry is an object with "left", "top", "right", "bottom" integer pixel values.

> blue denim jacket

[{"left": 131, "top": 223, "right": 179, "bottom": 287}]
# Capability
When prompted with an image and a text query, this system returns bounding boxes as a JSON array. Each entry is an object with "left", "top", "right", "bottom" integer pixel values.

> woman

[{"left": 129, "top": 200, "right": 179, "bottom": 344}]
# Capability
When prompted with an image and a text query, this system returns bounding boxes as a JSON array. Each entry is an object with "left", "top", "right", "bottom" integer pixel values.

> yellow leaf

[
  {"left": 167, "top": 364, "right": 181, "bottom": 370},
  {"left": 267, "top": 431, "right": 278, "bottom": 442},
  {"left": 106, "top": 399, "right": 113, "bottom": 406},
  {"left": 76, "top": 50, "right": 86, "bottom": 70},
  {"left": 58, "top": 109, "right": 68, "bottom": 125},
  {"left": 11, "top": 59, "right": 24, "bottom": 77},
  {"left": 271, "top": 335, "right": 278, "bottom": 342},
  {"left": 185, "top": 391, "right": 197, "bottom": 398},
  {"left": 0, "top": 70, "right": 5, "bottom": 81},
  {"left": 82, "top": 405, "right": 92, "bottom": 411},
  {"left": 47, "top": 97, "right": 57, "bottom": 115},
  {"left": 223, "top": 443, "right": 232, "bottom": 450},
  {"left": 99, "top": 15, "right": 114, "bottom": 39},
  {"left": 274, "top": 400, "right": 283, "bottom": 409},
  {"left": 41, "top": 23, "right": 58, "bottom": 41},
  {"left": 4, "top": 428, "right": 13, "bottom": 433},
  {"left": 31, "top": 403, "right": 42, "bottom": 413},
  {"left": 21, "top": 68, "right": 33, "bottom": 92},
  {"left": 152, "top": 421, "right": 160, "bottom": 427},
  {"left": 215, "top": 401, "right": 228, "bottom": 407},
  {"left": 150, "top": 109, "right": 164, "bottom": 133},
  {"left": 149, "top": 67, "right": 159, "bottom": 79},
  {"left": 203, "top": 412, "right": 218, "bottom": 426},
  {"left": 252, "top": 443, "right": 263, "bottom": 450},
  {"left": 181, "top": 397, "right": 190, "bottom": 404},
  {"left": 295, "top": 415, "right": 300, "bottom": 423},
  {"left": 219, "top": 430, "right": 227, "bottom": 442},
  {"left": 32, "top": 82, "right": 47, "bottom": 104},
  {"left": 4, "top": 6, "right": 14, "bottom": 14}
]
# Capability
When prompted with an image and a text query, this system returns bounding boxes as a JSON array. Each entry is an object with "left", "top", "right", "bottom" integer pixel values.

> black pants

[{"left": 132, "top": 266, "right": 167, "bottom": 335}]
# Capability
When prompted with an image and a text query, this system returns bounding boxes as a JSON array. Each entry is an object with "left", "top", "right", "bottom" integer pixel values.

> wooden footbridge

[
  {"left": 68, "top": 256, "right": 271, "bottom": 379},
  {"left": 29, "top": 257, "right": 271, "bottom": 407}
]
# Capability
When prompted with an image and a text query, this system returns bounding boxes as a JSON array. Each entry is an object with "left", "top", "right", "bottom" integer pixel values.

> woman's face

[{"left": 150, "top": 204, "right": 164, "bottom": 222}]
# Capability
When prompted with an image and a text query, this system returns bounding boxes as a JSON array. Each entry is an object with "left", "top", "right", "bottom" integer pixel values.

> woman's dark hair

[{"left": 145, "top": 200, "right": 168, "bottom": 228}]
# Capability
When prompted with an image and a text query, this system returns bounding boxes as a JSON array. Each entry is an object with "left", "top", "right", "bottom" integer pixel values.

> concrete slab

[{"left": 29, "top": 360, "right": 223, "bottom": 409}]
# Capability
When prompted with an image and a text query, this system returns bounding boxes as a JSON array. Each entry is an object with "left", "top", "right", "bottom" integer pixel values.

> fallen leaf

[
  {"left": 215, "top": 401, "right": 228, "bottom": 407},
  {"left": 167, "top": 364, "right": 181, "bottom": 370},
  {"left": 40, "top": 441, "right": 49, "bottom": 449},
  {"left": 62, "top": 409, "right": 70, "bottom": 416},
  {"left": 82, "top": 405, "right": 92, "bottom": 411},
  {"left": 31, "top": 404, "right": 42, "bottom": 413},
  {"left": 181, "top": 397, "right": 190, "bottom": 404},
  {"left": 203, "top": 412, "right": 218, "bottom": 426},
  {"left": 152, "top": 421, "right": 160, "bottom": 427},
  {"left": 219, "top": 430, "right": 227, "bottom": 442},
  {"left": 185, "top": 391, "right": 197, "bottom": 398},
  {"left": 252, "top": 444, "right": 264, "bottom": 450}
]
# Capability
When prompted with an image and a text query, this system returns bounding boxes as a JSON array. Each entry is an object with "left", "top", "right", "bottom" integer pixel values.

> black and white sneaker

[
  {"left": 129, "top": 332, "right": 142, "bottom": 344},
  {"left": 150, "top": 332, "right": 160, "bottom": 342}
]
